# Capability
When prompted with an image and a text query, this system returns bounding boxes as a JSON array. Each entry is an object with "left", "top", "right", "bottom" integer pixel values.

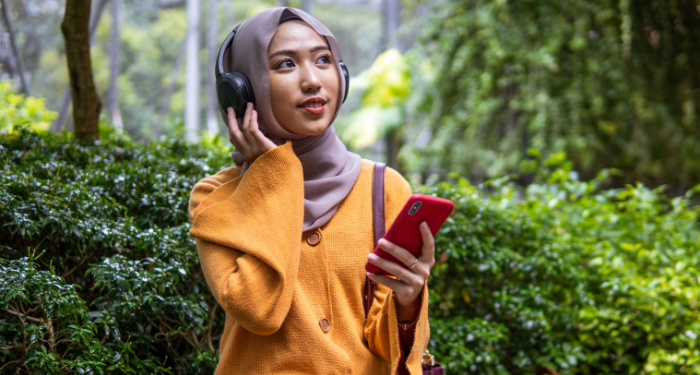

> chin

[{"left": 294, "top": 118, "right": 332, "bottom": 136}]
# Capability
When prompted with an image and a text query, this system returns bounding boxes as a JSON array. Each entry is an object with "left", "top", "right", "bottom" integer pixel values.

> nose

[{"left": 300, "top": 63, "right": 322, "bottom": 93}]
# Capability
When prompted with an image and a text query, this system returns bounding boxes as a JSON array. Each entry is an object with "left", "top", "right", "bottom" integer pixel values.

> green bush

[
  {"left": 2, "top": 123, "right": 700, "bottom": 374},
  {"left": 0, "top": 79, "right": 56, "bottom": 133},
  {"left": 426, "top": 155, "right": 700, "bottom": 374},
  {"left": 1, "top": 126, "right": 228, "bottom": 374}
]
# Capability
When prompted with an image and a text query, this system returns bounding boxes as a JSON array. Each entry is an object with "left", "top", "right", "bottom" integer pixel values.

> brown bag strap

[{"left": 364, "top": 162, "right": 386, "bottom": 319}]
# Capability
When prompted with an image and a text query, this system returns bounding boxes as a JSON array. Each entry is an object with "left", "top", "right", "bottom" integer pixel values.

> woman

[{"left": 188, "top": 7, "right": 436, "bottom": 374}]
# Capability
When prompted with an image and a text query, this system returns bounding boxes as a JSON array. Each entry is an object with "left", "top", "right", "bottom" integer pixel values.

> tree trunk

[
  {"left": 205, "top": 0, "right": 219, "bottom": 135},
  {"left": 382, "top": 0, "right": 402, "bottom": 170},
  {"left": 0, "top": 0, "right": 30, "bottom": 95},
  {"left": 383, "top": 0, "right": 401, "bottom": 50},
  {"left": 185, "top": 0, "right": 201, "bottom": 141},
  {"left": 61, "top": 0, "right": 101, "bottom": 141},
  {"left": 51, "top": 87, "right": 72, "bottom": 133},
  {"left": 52, "top": 0, "right": 108, "bottom": 133},
  {"left": 107, "top": 0, "right": 123, "bottom": 128},
  {"left": 278, "top": 0, "right": 289, "bottom": 7},
  {"left": 155, "top": 41, "right": 186, "bottom": 138},
  {"left": 0, "top": 32, "right": 19, "bottom": 85},
  {"left": 224, "top": 0, "right": 235, "bottom": 27},
  {"left": 302, "top": 0, "right": 313, "bottom": 14},
  {"left": 385, "top": 126, "right": 403, "bottom": 173}
]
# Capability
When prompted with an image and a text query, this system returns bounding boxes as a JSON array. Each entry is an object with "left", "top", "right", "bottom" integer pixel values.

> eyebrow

[{"left": 269, "top": 45, "right": 330, "bottom": 60}]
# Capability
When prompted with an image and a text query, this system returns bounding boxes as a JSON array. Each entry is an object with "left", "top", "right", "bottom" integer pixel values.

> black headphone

[{"left": 215, "top": 24, "right": 350, "bottom": 118}]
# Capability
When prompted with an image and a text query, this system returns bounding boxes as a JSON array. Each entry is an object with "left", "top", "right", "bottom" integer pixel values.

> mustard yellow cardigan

[{"left": 188, "top": 142, "right": 430, "bottom": 374}]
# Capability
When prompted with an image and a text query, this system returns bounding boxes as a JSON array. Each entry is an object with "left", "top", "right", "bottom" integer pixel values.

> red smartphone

[{"left": 365, "top": 194, "right": 455, "bottom": 276}]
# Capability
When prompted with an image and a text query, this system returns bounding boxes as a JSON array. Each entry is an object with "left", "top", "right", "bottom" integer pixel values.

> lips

[{"left": 298, "top": 97, "right": 326, "bottom": 115}]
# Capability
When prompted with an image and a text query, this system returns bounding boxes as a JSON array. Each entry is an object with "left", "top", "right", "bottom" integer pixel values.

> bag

[{"left": 364, "top": 162, "right": 445, "bottom": 375}]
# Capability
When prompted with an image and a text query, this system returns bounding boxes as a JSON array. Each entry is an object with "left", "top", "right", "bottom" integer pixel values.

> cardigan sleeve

[
  {"left": 364, "top": 167, "right": 431, "bottom": 375},
  {"left": 188, "top": 142, "right": 304, "bottom": 336}
]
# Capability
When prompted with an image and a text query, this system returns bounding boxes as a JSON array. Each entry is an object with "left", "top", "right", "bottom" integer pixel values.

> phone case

[{"left": 365, "top": 194, "right": 454, "bottom": 276}]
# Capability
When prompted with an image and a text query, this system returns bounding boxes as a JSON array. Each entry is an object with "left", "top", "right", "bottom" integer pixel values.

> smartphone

[{"left": 365, "top": 194, "right": 455, "bottom": 276}]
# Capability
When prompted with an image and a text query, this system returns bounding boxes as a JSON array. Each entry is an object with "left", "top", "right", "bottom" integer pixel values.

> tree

[
  {"left": 61, "top": 0, "right": 102, "bottom": 141},
  {"left": 382, "top": 0, "right": 403, "bottom": 171},
  {"left": 0, "top": 0, "right": 30, "bottom": 95},
  {"left": 302, "top": 0, "right": 313, "bottom": 14},
  {"left": 51, "top": 0, "right": 108, "bottom": 133},
  {"left": 205, "top": 0, "right": 219, "bottom": 135},
  {"left": 107, "top": 0, "right": 123, "bottom": 129},
  {"left": 224, "top": 0, "right": 235, "bottom": 26},
  {"left": 382, "top": 0, "right": 401, "bottom": 50},
  {"left": 405, "top": 0, "right": 700, "bottom": 194},
  {"left": 156, "top": 41, "right": 186, "bottom": 138},
  {"left": 184, "top": 0, "right": 201, "bottom": 141}
]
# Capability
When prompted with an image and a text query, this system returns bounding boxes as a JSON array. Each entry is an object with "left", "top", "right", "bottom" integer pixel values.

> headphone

[{"left": 215, "top": 24, "right": 350, "bottom": 118}]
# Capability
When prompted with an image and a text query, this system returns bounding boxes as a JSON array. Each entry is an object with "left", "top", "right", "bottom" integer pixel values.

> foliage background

[
  {"left": 2, "top": 83, "right": 700, "bottom": 374},
  {"left": 395, "top": 0, "right": 700, "bottom": 195},
  {"left": 3, "top": 0, "right": 700, "bottom": 373},
  {"left": 5, "top": 0, "right": 699, "bottom": 193}
]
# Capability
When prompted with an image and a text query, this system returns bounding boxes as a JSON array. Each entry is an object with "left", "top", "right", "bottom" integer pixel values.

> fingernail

[
  {"left": 378, "top": 239, "right": 385, "bottom": 246},
  {"left": 228, "top": 107, "right": 232, "bottom": 115},
  {"left": 368, "top": 253, "right": 377, "bottom": 262}
]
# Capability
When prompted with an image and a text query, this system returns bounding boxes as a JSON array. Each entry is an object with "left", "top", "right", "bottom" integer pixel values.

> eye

[
  {"left": 316, "top": 55, "right": 332, "bottom": 64},
  {"left": 276, "top": 59, "right": 295, "bottom": 69}
]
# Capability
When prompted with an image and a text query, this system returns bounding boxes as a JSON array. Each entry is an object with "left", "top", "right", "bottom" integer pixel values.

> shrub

[
  {"left": 425, "top": 155, "right": 700, "bottom": 374},
  {"left": 0, "top": 126, "right": 229, "bottom": 374},
  {"left": 2, "top": 122, "right": 700, "bottom": 374},
  {"left": 0, "top": 79, "right": 56, "bottom": 132},
  {"left": 424, "top": 173, "right": 587, "bottom": 374}
]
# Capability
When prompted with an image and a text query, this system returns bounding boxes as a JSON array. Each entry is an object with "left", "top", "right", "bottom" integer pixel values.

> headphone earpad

[
  {"left": 217, "top": 72, "right": 255, "bottom": 117},
  {"left": 340, "top": 61, "right": 350, "bottom": 104}
]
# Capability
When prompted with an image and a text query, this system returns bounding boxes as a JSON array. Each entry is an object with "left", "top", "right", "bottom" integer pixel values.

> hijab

[{"left": 221, "top": 7, "right": 363, "bottom": 232}]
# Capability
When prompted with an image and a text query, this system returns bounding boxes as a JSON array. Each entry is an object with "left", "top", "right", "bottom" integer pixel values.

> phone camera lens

[{"left": 409, "top": 201, "right": 422, "bottom": 215}]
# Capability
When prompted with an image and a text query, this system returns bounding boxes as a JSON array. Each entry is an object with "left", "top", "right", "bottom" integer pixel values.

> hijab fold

[{"left": 221, "top": 7, "right": 363, "bottom": 232}]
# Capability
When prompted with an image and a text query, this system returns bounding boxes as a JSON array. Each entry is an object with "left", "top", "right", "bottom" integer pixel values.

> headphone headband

[{"left": 215, "top": 25, "right": 240, "bottom": 79}]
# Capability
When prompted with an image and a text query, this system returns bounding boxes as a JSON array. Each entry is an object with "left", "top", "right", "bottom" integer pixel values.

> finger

[
  {"left": 378, "top": 239, "right": 418, "bottom": 268},
  {"left": 242, "top": 104, "right": 257, "bottom": 146},
  {"left": 227, "top": 108, "right": 247, "bottom": 149},
  {"left": 367, "top": 253, "right": 421, "bottom": 285},
  {"left": 250, "top": 111, "right": 277, "bottom": 151},
  {"left": 246, "top": 110, "right": 266, "bottom": 157},
  {"left": 367, "top": 272, "right": 409, "bottom": 294},
  {"left": 418, "top": 222, "right": 436, "bottom": 264}
]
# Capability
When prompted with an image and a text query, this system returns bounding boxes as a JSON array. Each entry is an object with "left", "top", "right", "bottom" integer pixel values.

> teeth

[{"left": 301, "top": 103, "right": 324, "bottom": 108}]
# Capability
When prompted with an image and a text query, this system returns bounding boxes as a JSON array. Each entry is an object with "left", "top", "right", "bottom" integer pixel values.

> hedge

[{"left": 2, "top": 98, "right": 700, "bottom": 374}]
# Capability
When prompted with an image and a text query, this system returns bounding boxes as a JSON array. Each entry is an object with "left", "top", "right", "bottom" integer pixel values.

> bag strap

[{"left": 364, "top": 162, "right": 386, "bottom": 319}]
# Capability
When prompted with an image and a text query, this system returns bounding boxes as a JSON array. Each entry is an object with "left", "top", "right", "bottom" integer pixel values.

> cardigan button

[
  {"left": 319, "top": 317, "right": 330, "bottom": 332},
  {"left": 307, "top": 231, "right": 322, "bottom": 246}
]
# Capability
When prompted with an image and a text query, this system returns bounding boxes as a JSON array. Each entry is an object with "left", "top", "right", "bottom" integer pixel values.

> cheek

[
  {"left": 269, "top": 75, "right": 294, "bottom": 115},
  {"left": 322, "top": 70, "right": 340, "bottom": 106}
]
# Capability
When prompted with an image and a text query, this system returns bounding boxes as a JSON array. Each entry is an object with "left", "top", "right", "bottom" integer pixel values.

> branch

[
  {"left": 46, "top": 318, "right": 56, "bottom": 353},
  {"left": 207, "top": 303, "right": 217, "bottom": 352},
  {"left": 3, "top": 307, "right": 44, "bottom": 324},
  {"left": 61, "top": 252, "right": 93, "bottom": 279},
  {"left": 0, "top": 0, "right": 30, "bottom": 95}
]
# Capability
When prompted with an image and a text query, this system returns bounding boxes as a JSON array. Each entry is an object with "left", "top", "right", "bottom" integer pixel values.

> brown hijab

[{"left": 221, "top": 7, "right": 363, "bottom": 232}]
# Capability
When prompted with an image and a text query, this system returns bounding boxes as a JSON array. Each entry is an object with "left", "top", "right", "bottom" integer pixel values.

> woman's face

[{"left": 267, "top": 20, "right": 340, "bottom": 136}]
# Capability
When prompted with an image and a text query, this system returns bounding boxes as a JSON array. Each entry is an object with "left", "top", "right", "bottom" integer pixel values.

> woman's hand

[
  {"left": 227, "top": 103, "right": 277, "bottom": 163},
  {"left": 366, "top": 222, "right": 436, "bottom": 319}
]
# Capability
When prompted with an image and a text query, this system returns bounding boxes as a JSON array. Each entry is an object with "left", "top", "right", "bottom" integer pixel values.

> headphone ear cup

[
  {"left": 340, "top": 61, "right": 350, "bottom": 104},
  {"left": 217, "top": 72, "right": 255, "bottom": 117}
]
